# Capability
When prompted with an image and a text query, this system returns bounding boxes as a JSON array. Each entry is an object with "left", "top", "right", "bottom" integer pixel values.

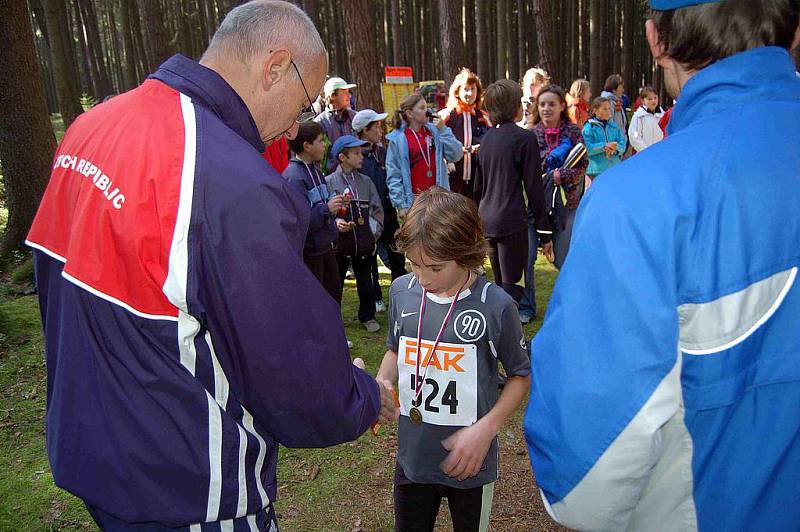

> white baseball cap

[
  {"left": 352, "top": 109, "right": 389, "bottom": 133},
  {"left": 324, "top": 77, "right": 357, "bottom": 98}
]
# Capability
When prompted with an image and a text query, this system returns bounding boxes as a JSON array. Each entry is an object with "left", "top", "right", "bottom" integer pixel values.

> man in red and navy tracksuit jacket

[{"left": 25, "top": 3, "right": 390, "bottom": 530}]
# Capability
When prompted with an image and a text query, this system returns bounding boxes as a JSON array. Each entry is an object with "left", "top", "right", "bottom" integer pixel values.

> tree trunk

[
  {"left": 139, "top": 0, "right": 173, "bottom": 72},
  {"left": 41, "top": 0, "right": 84, "bottom": 127},
  {"left": 508, "top": 0, "right": 519, "bottom": 82},
  {"left": 438, "top": 0, "right": 464, "bottom": 83},
  {"left": 78, "top": 0, "right": 113, "bottom": 97},
  {"left": 344, "top": 0, "right": 382, "bottom": 111},
  {"left": 476, "top": 0, "right": 489, "bottom": 82},
  {"left": 128, "top": 0, "right": 149, "bottom": 79},
  {"left": 532, "top": 0, "right": 554, "bottom": 77},
  {"left": 0, "top": 0, "right": 54, "bottom": 257},
  {"left": 623, "top": 0, "right": 636, "bottom": 95},
  {"left": 590, "top": 0, "right": 607, "bottom": 97},
  {"left": 465, "top": 0, "right": 476, "bottom": 70},
  {"left": 116, "top": 0, "right": 138, "bottom": 89},
  {"left": 517, "top": 0, "right": 527, "bottom": 78},
  {"left": 390, "top": 0, "right": 403, "bottom": 64}
]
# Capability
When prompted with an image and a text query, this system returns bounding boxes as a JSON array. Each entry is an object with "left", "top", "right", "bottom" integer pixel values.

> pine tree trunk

[
  {"left": 117, "top": 0, "right": 138, "bottom": 89},
  {"left": 0, "top": 0, "right": 54, "bottom": 257},
  {"left": 590, "top": 0, "right": 606, "bottom": 96},
  {"left": 79, "top": 0, "right": 114, "bottom": 97},
  {"left": 623, "top": 0, "right": 636, "bottom": 95},
  {"left": 41, "top": 0, "right": 84, "bottom": 127},
  {"left": 532, "top": 0, "right": 554, "bottom": 77},
  {"left": 476, "top": 0, "right": 489, "bottom": 82},
  {"left": 517, "top": 0, "right": 527, "bottom": 77},
  {"left": 438, "top": 0, "right": 464, "bottom": 83},
  {"left": 139, "top": 0, "right": 173, "bottom": 72},
  {"left": 390, "top": 0, "right": 403, "bottom": 64},
  {"left": 344, "top": 0, "right": 382, "bottom": 111},
  {"left": 508, "top": 1, "right": 519, "bottom": 82}
]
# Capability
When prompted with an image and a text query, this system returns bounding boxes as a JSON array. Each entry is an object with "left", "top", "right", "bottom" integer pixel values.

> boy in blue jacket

[
  {"left": 283, "top": 122, "right": 344, "bottom": 303},
  {"left": 582, "top": 96, "right": 627, "bottom": 187}
]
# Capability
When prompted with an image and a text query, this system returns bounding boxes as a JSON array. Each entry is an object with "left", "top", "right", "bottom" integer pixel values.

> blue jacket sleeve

[
  {"left": 524, "top": 173, "right": 682, "bottom": 530},
  {"left": 385, "top": 137, "right": 410, "bottom": 210},
  {"left": 285, "top": 174, "right": 330, "bottom": 232},
  {"left": 194, "top": 168, "right": 380, "bottom": 449},
  {"left": 438, "top": 125, "right": 464, "bottom": 163}
]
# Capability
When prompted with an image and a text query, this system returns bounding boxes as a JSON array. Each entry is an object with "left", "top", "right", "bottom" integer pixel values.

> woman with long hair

[
  {"left": 385, "top": 93, "right": 463, "bottom": 218},
  {"left": 530, "top": 84, "right": 588, "bottom": 269},
  {"left": 438, "top": 68, "right": 490, "bottom": 200},
  {"left": 566, "top": 79, "right": 592, "bottom": 129}
]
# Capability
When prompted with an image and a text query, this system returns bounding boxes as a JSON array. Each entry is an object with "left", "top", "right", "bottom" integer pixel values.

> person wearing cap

[
  {"left": 353, "top": 109, "right": 408, "bottom": 314},
  {"left": 524, "top": 1, "right": 800, "bottom": 531},
  {"left": 325, "top": 135, "right": 384, "bottom": 333},
  {"left": 315, "top": 76, "right": 358, "bottom": 172}
]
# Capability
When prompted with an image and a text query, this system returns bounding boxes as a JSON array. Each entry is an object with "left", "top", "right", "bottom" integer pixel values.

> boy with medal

[
  {"left": 326, "top": 135, "right": 384, "bottom": 333},
  {"left": 376, "top": 187, "right": 531, "bottom": 531}
]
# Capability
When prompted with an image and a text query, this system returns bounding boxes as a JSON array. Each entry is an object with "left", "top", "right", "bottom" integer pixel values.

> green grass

[{"left": 0, "top": 256, "right": 558, "bottom": 531}]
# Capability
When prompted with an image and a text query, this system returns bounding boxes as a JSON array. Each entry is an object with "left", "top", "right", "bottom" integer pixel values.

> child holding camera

[{"left": 386, "top": 93, "right": 464, "bottom": 219}]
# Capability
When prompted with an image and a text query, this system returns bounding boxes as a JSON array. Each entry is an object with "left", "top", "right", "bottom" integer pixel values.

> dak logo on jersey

[{"left": 453, "top": 309, "right": 487, "bottom": 342}]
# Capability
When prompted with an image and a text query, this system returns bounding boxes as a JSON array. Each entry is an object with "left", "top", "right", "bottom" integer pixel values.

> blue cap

[
  {"left": 650, "top": 0, "right": 720, "bottom": 9},
  {"left": 330, "top": 135, "right": 368, "bottom": 162}
]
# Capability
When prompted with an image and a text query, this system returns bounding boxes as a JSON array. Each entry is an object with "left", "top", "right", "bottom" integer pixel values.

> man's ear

[
  {"left": 645, "top": 19, "right": 669, "bottom": 68},
  {"left": 261, "top": 49, "right": 291, "bottom": 91}
]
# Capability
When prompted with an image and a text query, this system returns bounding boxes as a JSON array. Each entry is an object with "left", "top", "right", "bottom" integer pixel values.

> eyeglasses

[{"left": 290, "top": 59, "right": 317, "bottom": 124}]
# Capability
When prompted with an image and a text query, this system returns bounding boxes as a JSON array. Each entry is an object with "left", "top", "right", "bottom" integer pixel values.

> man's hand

[
  {"left": 327, "top": 194, "right": 343, "bottom": 215},
  {"left": 397, "top": 208, "right": 408, "bottom": 221},
  {"left": 439, "top": 421, "right": 495, "bottom": 481},
  {"left": 541, "top": 241, "right": 555, "bottom": 263},
  {"left": 553, "top": 168, "right": 562, "bottom": 186},
  {"left": 336, "top": 218, "right": 354, "bottom": 232},
  {"left": 377, "top": 379, "right": 400, "bottom": 425},
  {"left": 352, "top": 357, "right": 366, "bottom": 370}
]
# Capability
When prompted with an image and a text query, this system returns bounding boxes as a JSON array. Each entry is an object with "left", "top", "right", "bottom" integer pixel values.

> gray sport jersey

[{"left": 386, "top": 273, "right": 531, "bottom": 489}]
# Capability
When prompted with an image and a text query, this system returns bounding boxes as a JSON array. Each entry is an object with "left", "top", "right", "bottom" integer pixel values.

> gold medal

[
  {"left": 358, "top": 216, "right": 365, "bottom": 225},
  {"left": 409, "top": 406, "right": 423, "bottom": 425}
]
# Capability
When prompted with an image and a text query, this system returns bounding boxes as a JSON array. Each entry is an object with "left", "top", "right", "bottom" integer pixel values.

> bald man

[{"left": 26, "top": 1, "right": 397, "bottom": 530}]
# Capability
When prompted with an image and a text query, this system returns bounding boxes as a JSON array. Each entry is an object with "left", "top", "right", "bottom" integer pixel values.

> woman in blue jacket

[
  {"left": 385, "top": 94, "right": 463, "bottom": 218},
  {"left": 582, "top": 96, "right": 627, "bottom": 188}
]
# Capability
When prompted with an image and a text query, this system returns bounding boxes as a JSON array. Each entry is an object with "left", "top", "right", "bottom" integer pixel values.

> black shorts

[{"left": 393, "top": 463, "right": 495, "bottom": 532}]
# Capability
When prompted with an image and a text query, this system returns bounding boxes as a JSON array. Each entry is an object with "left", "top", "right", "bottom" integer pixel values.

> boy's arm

[
  {"left": 376, "top": 349, "right": 399, "bottom": 389},
  {"left": 628, "top": 117, "right": 645, "bottom": 153},
  {"left": 617, "top": 126, "right": 628, "bottom": 155},
  {"left": 582, "top": 125, "right": 606, "bottom": 156},
  {"left": 367, "top": 179, "right": 384, "bottom": 238},
  {"left": 440, "top": 374, "right": 530, "bottom": 481}
]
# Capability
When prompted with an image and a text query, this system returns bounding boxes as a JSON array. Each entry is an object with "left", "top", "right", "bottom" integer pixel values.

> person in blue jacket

[
  {"left": 385, "top": 93, "right": 463, "bottom": 219},
  {"left": 582, "top": 96, "right": 627, "bottom": 186},
  {"left": 25, "top": 2, "right": 398, "bottom": 530},
  {"left": 524, "top": 1, "right": 800, "bottom": 531}
]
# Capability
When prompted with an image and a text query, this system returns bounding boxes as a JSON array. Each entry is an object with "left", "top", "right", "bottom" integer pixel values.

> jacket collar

[
  {"left": 669, "top": 47, "right": 799, "bottom": 136},
  {"left": 150, "top": 54, "right": 265, "bottom": 153}
]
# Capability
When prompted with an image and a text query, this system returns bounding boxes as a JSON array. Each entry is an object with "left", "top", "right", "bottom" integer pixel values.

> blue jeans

[{"left": 519, "top": 223, "right": 538, "bottom": 319}]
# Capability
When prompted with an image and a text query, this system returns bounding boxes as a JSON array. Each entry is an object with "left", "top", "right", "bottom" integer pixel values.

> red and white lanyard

[
  {"left": 413, "top": 272, "right": 471, "bottom": 403},
  {"left": 410, "top": 128, "right": 433, "bottom": 174},
  {"left": 462, "top": 112, "right": 473, "bottom": 183}
]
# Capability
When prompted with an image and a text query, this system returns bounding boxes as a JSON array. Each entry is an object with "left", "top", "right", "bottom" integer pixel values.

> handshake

[{"left": 353, "top": 358, "right": 400, "bottom": 431}]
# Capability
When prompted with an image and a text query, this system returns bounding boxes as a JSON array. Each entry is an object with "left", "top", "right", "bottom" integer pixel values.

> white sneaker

[
  {"left": 375, "top": 300, "right": 387, "bottom": 313},
  {"left": 346, "top": 338, "right": 354, "bottom": 349}
]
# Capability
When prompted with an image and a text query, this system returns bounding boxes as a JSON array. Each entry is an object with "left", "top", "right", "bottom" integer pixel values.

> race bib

[{"left": 397, "top": 336, "right": 477, "bottom": 427}]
